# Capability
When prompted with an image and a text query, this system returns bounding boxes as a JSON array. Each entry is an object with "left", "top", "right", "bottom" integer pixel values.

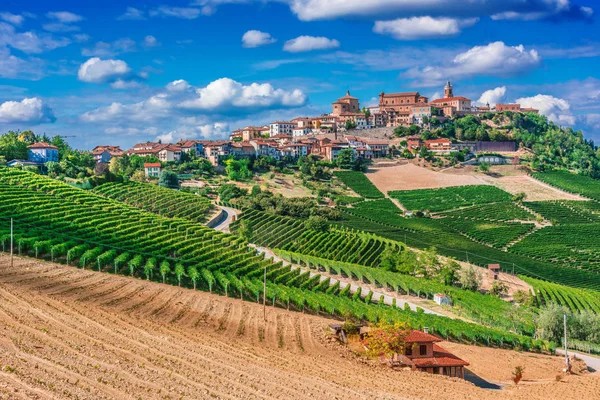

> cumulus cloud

[
  {"left": 0, "top": 47, "right": 44, "bottom": 80},
  {"left": 81, "top": 77, "right": 307, "bottom": 124},
  {"left": 404, "top": 42, "right": 541, "bottom": 86},
  {"left": 166, "top": 79, "right": 192, "bottom": 92},
  {"left": 82, "top": 38, "right": 136, "bottom": 57},
  {"left": 143, "top": 35, "right": 160, "bottom": 47},
  {"left": 0, "top": 22, "right": 71, "bottom": 54},
  {"left": 179, "top": 77, "right": 307, "bottom": 110},
  {"left": 77, "top": 57, "right": 131, "bottom": 84},
  {"left": 0, "top": 12, "right": 25, "bottom": 26},
  {"left": 283, "top": 36, "right": 340, "bottom": 52},
  {"left": 515, "top": 94, "right": 576, "bottom": 125},
  {"left": 242, "top": 30, "right": 276, "bottom": 48},
  {"left": 0, "top": 97, "right": 56, "bottom": 124},
  {"left": 373, "top": 17, "right": 478, "bottom": 40},
  {"left": 117, "top": 7, "right": 147, "bottom": 20},
  {"left": 149, "top": 6, "right": 204, "bottom": 19},
  {"left": 46, "top": 11, "right": 84, "bottom": 23},
  {"left": 477, "top": 86, "right": 507, "bottom": 106}
]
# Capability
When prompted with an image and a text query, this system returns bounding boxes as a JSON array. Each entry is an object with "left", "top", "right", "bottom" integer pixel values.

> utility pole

[
  {"left": 263, "top": 264, "right": 267, "bottom": 322},
  {"left": 564, "top": 314, "right": 571, "bottom": 372},
  {"left": 10, "top": 218, "right": 13, "bottom": 269}
]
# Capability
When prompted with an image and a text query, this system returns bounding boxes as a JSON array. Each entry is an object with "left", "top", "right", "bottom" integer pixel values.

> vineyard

[
  {"left": 440, "top": 219, "right": 536, "bottom": 249},
  {"left": 389, "top": 185, "right": 512, "bottom": 212},
  {"left": 0, "top": 168, "right": 544, "bottom": 350},
  {"left": 522, "top": 276, "right": 600, "bottom": 314},
  {"left": 275, "top": 250, "right": 535, "bottom": 335},
  {"left": 92, "top": 181, "right": 215, "bottom": 223},
  {"left": 337, "top": 208, "right": 600, "bottom": 291},
  {"left": 231, "top": 208, "right": 403, "bottom": 267},
  {"left": 334, "top": 171, "right": 384, "bottom": 199},
  {"left": 525, "top": 201, "right": 600, "bottom": 224},
  {"left": 438, "top": 202, "right": 536, "bottom": 222},
  {"left": 532, "top": 171, "right": 600, "bottom": 202},
  {"left": 511, "top": 224, "right": 600, "bottom": 271}
]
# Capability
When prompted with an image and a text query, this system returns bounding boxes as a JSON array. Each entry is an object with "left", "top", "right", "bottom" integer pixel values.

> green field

[
  {"left": 532, "top": 171, "right": 600, "bottom": 202},
  {"left": 334, "top": 171, "right": 384, "bottom": 199},
  {"left": 389, "top": 185, "right": 512, "bottom": 212}
]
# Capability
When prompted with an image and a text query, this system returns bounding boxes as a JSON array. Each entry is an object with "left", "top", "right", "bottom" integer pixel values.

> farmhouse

[
  {"left": 144, "top": 162, "right": 161, "bottom": 178},
  {"left": 425, "top": 138, "right": 453, "bottom": 153},
  {"left": 361, "top": 328, "right": 469, "bottom": 379},
  {"left": 92, "top": 145, "right": 123, "bottom": 163},
  {"left": 28, "top": 142, "right": 59, "bottom": 163}
]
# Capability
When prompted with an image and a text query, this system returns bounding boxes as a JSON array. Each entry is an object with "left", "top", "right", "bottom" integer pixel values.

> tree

[
  {"left": 489, "top": 280, "right": 508, "bottom": 297},
  {"left": 218, "top": 183, "right": 247, "bottom": 202},
  {"left": 512, "top": 192, "right": 527, "bottom": 203},
  {"left": 512, "top": 366, "right": 524, "bottom": 385},
  {"left": 237, "top": 219, "right": 253, "bottom": 241},
  {"left": 158, "top": 170, "right": 179, "bottom": 189},
  {"left": 363, "top": 321, "right": 410, "bottom": 366},
  {"left": 536, "top": 304, "right": 568, "bottom": 342},
  {"left": 478, "top": 161, "right": 490, "bottom": 173},
  {"left": 458, "top": 265, "right": 482, "bottom": 291},
  {"left": 304, "top": 215, "right": 329, "bottom": 232},
  {"left": 335, "top": 148, "right": 355, "bottom": 169},
  {"left": 159, "top": 261, "right": 171, "bottom": 284},
  {"left": 188, "top": 266, "right": 199, "bottom": 290},
  {"left": 513, "top": 290, "right": 533, "bottom": 306},
  {"left": 175, "top": 263, "right": 185, "bottom": 287},
  {"left": 225, "top": 158, "right": 252, "bottom": 181},
  {"left": 0, "top": 131, "right": 28, "bottom": 161}
]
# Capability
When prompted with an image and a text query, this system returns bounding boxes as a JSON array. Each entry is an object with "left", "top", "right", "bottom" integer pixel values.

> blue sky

[{"left": 0, "top": 0, "right": 599, "bottom": 149}]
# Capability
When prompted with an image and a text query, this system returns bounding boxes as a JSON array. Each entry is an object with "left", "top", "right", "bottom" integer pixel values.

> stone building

[
  {"left": 332, "top": 91, "right": 360, "bottom": 116},
  {"left": 379, "top": 91, "right": 428, "bottom": 126}
]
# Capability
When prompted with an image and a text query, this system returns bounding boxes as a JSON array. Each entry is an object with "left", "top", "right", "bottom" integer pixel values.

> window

[
  {"left": 420, "top": 345, "right": 427, "bottom": 355},
  {"left": 405, "top": 346, "right": 413, "bottom": 356}
]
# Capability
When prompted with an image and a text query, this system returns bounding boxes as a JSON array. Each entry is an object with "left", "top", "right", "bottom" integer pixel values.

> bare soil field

[
  {"left": 367, "top": 163, "right": 488, "bottom": 191},
  {"left": 0, "top": 254, "right": 598, "bottom": 400},
  {"left": 367, "top": 163, "right": 584, "bottom": 201}
]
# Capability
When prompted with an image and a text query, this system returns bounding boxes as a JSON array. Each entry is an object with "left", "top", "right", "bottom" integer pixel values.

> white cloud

[
  {"left": 0, "top": 97, "right": 56, "bottom": 124},
  {"left": 404, "top": 42, "right": 541, "bottom": 86},
  {"left": 373, "top": 17, "right": 478, "bottom": 40},
  {"left": 149, "top": 7, "right": 204, "bottom": 19},
  {"left": 42, "top": 23, "right": 81, "bottom": 33},
  {"left": 0, "top": 47, "right": 44, "bottom": 80},
  {"left": 242, "top": 30, "right": 276, "bottom": 48},
  {"left": 82, "top": 38, "right": 136, "bottom": 57},
  {"left": 143, "top": 35, "right": 159, "bottom": 47},
  {"left": 73, "top": 34, "right": 90, "bottom": 43},
  {"left": 166, "top": 79, "right": 192, "bottom": 92},
  {"left": 283, "top": 36, "right": 340, "bottom": 52},
  {"left": 0, "top": 22, "right": 71, "bottom": 54},
  {"left": 77, "top": 57, "right": 131, "bottom": 83},
  {"left": 179, "top": 77, "right": 307, "bottom": 110},
  {"left": 80, "top": 94, "right": 171, "bottom": 123},
  {"left": 0, "top": 13, "right": 24, "bottom": 26},
  {"left": 111, "top": 79, "right": 144, "bottom": 90},
  {"left": 117, "top": 7, "right": 147, "bottom": 20},
  {"left": 81, "top": 77, "right": 307, "bottom": 124},
  {"left": 515, "top": 94, "right": 576, "bottom": 125},
  {"left": 477, "top": 86, "right": 507, "bottom": 106},
  {"left": 46, "top": 11, "right": 84, "bottom": 23},
  {"left": 105, "top": 126, "right": 158, "bottom": 136}
]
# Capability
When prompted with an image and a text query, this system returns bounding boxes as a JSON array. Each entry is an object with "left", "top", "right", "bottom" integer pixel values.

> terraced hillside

[{"left": 0, "top": 169, "right": 538, "bottom": 348}]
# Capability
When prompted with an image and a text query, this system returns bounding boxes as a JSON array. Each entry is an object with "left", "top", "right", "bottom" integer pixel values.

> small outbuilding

[
  {"left": 434, "top": 293, "right": 452, "bottom": 306},
  {"left": 488, "top": 264, "right": 501, "bottom": 280}
]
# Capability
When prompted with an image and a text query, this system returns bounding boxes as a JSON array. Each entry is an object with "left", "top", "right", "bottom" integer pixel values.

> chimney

[{"left": 423, "top": 327, "right": 429, "bottom": 334}]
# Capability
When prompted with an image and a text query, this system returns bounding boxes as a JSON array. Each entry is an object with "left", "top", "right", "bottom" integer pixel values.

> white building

[
  {"left": 158, "top": 145, "right": 183, "bottom": 162},
  {"left": 269, "top": 121, "right": 296, "bottom": 137},
  {"left": 292, "top": 127, "right": 311, "bottom": 137}
]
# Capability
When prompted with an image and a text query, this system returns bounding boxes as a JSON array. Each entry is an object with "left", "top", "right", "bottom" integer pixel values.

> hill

[{"left": 0, "top": 254, "right": 598, "bottom": 400}]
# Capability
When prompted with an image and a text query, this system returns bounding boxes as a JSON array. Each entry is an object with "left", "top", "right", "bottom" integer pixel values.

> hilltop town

[{"left": 40, "top": 82, "right": 537, "bottom": 177}]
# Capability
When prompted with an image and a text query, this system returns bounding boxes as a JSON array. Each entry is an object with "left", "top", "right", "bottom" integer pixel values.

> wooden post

[
  {"left": 564, "top": 314, "right": 571, "bottom": 372},
  {"left": 10, "top": 218, "right": 14, "bottom": 269},
  {"left": 263, "top": 264, "right": 267, "bottom": 322}
]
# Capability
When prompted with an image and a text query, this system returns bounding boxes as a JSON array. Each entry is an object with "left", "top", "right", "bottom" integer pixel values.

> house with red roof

[
  {"left": 28, "top": 142, "right": 59, "bottom": 163},
  {"left": 361, "top": 328, "right": 469, "bottom": 379},
  {"left": 143, "top": 163, "right": 161, "bottom": 178}
]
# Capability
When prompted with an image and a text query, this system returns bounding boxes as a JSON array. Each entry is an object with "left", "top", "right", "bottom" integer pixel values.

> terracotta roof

[
  {"left": 431, "top": 96, "right": 471, "bottom": 103},
  {"left": 144, "top": 163, "right": 161, "bottom": 168},
  {"left": 271, "top": 134, "right": 293, "bottom": 139},
  {"left": 365, "top": 139, "right": 389, "bottom": 145},
  {"left": 425, "top": 138, "right": 452, "bottom": 144},
  {"left": 270, "top": 121, "right": 295, "bottom": 125},
  {"left": 28, "top": 142, "right": 58, "bottom": 150},
  {"left": 411, "top": 344, "right": 470, "bottom": 368},
  {"left": 404, "top": 330, "right": 443, "bottom": 343},
  {"left": 381, "top": 91, "right": 419, "bottom": 97}
]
